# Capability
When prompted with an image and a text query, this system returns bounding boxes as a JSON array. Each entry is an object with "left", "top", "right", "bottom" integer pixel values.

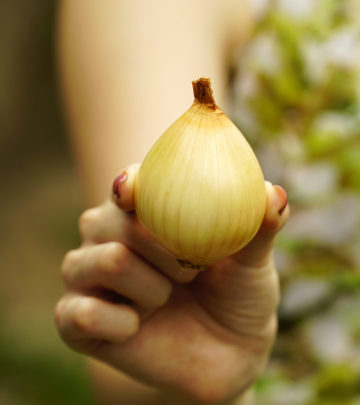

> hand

[{"left": 55, "top": 163, "right": 289, "bottom": 404}]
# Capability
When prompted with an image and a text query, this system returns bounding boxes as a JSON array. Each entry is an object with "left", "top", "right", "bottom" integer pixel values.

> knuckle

[
  {"left": 257, "top": 313, "right": 278, "bottom": 343},
  {"left": 78, "top": 208, "right": 100, "bottom": 239},
  {"left": 173, "top": 268, "right": 198, "bottom": 284},
  {"left": 268, "top": 270, "right": 280, "bottom": 310},
  {"left": 153, "top": 282, "right": 173, "bottom": 309},
  {"left": 61, "top": 250, "right": 80, "bottom": 284},
  {"left": 54, "top": 298, "right": 67, "bottom": 330},
  {"left": 131, "top": 214, "right": 153, "bottom": 242},
  {"left": 128, "top": 312, "right": 140, "bottom": 335},
  {"left": 72, "top": 298, "right": 99, "bottom": 333},
  {"left": 267, "top": 314, "right": 278, "bottom": 337},
  {"left": 97, "top": 242, "right": 129, "bottom": 276}
]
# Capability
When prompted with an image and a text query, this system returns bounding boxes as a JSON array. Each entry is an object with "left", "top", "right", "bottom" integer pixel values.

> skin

[
  {"left": 56, "top": 0, "right": 254, "bottom": 206},
  {"left": 55, "top": 1, "right": 289, "bottom": 403},
  {"left": 55, "top": 169, "right": 289, "bottom": 404}
]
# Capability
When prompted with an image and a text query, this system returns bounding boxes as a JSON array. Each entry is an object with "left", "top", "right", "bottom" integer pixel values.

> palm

[{"left": 97, "top": 256, "right": 278, "bottom": 400}]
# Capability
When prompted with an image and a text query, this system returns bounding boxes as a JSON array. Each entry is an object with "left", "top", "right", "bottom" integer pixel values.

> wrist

[
  {"left": 160, "top": 387, "right": 254, "bottom": 405},
  {"left": 228, "top": 388, "right": 254, "bottom": 405}
]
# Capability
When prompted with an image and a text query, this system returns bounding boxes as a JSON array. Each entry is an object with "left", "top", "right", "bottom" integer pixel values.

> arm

[
  {"left": 57, "top": 0, "right": 253, "bottom": 206},
  {"left": 56, "top": 1, "right": 261, "bottom": 404}
]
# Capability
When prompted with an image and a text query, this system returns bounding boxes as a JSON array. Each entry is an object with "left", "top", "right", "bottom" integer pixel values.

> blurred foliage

[
  {"left": 2, "top": 0, "right": 360, "bottom": 403},
  {"left": 0, "top": 327, "right": 94, "bottom": 405},
  {"left": 314, "top": 364, "right": 360, "bottom": 399},
  {"left": 233, "top": 0, "right": 360, "bottom": 403},
  {"left": 0, "top": 2, "right": 89, "bottom": 404}
]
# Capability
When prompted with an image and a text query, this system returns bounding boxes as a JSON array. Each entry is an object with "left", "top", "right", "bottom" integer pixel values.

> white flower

[
  {"left": 285, "top": 162, "right": 338, "bottom": 202},
  {"left": 276, "top": 0, "right": 315, "bottom": 19},
  {"left": 306, "top": 315, "right": 354, "bottom": 363},
  {"left": 324, "top": 28, "right": 360, "bottom": 67},
  {"left": 301, "top": 40, "right": 328, "bottom": 83},
  {"left": 244, "top": 33, "right": 282, "bottom": 75},
  {"left": 249, "top": 0, "right": 271, "bottom": 20},
  {"left": 302, "top": 28, "right": 360, "bottom": 84},
  {"left": 234, "top": 70, "right": 259, "bottom": 98},
  {"left": 312, "top": 112, "right": 358, "bottom": 140}
]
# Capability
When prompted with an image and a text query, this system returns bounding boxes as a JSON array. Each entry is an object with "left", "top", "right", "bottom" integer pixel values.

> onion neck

[
  {"left": 176, "top": 258, "right": 207, "bottom": 271},
  {"left": 192, "top": 78, "right": 217, "bottom": 110}
]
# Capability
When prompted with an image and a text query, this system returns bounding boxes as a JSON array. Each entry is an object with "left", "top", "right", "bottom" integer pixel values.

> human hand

[{"left": 55, "top": 163, "right": 289, "bottom": 405}]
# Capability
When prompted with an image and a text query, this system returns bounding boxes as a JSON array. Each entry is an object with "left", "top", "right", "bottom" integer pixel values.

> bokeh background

[
  {"left": 0, "top": 1, "right": 94, "bottom": 404},
  {"left": 233, "top": 0, "right": 360, "bottom": 404},
  {"left": 1, "top": 0, "right": 360, "bottom": 404}
]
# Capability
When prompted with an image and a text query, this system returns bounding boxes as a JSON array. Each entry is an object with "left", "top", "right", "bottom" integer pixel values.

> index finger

[{"left": 112, "top": 163, "right": 140, "bottom": 211}]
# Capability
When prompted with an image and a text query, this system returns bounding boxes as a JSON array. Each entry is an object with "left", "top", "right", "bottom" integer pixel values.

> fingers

[
  {"left": 233, "top": 182, "right": 289, "bottom": 268},
  {"left": 55, "top": 293, "right": 139, "bottom": 353},
  {"left": 194, "top": 182, "right": 288, "bottom": 335},
  {"left": 79, "top": 201, "right": 198, "bottom": 284},
  {"left": 112, "top": 163, "right": 140, "bottom": 211},
  {"left": 62, "top": 242, "right": 173, "bottom": 310}
]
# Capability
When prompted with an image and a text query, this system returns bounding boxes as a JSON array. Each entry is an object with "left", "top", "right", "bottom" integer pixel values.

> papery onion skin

[{"left": 135, "top": 78, "right": 266, "bottom": 270}]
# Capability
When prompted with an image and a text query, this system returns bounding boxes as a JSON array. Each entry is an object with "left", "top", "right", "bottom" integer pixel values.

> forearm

[
  {"left": 57, "top": 0, "right": 253, "bottom": 206},
  {"left": 160, "top": 388, "right": 254, "bottom": 405},
  {"left": 90, "top": 360, "right": 254, "bottom": 405},
  {"left": 57, "top": 1, "right": 255, "bottom": 403}
]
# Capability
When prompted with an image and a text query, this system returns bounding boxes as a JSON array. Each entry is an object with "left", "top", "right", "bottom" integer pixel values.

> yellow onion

[{"left": 135, "top": 78, "right": 266, "bottom": 270}]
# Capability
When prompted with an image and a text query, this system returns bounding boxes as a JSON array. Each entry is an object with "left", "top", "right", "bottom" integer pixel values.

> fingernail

[
  {"left": 112, "top": 172, "right": 128, "bottom": 199},
  {"left": 274, "top": 185, "right": 288, "bottom": 215}
]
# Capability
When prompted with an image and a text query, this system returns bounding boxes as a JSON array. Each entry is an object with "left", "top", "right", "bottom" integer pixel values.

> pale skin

[{"left": 55, "top": 1, "right": 290, "bottom": 404}]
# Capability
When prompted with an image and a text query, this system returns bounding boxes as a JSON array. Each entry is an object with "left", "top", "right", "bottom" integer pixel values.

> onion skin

[{"left": 135, "top": 78, "right": 266, "bottom": 270}]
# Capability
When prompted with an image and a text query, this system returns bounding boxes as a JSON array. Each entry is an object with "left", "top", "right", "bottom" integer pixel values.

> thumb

[
  {"left": 233, "top": 181, "right": 289, "bottom": 268},
  {"left": 194, "top": 182, "right": 289, "bottom": 337},
  {"left": 112, "top": 163, "right": 140, "bottom": 211}
]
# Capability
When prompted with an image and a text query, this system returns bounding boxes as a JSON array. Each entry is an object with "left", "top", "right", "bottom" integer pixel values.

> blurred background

[
  {"left": 0, "top": 1, "right": 94, "bottom": 404},
  {"left": 1, "top": 0, "right": 360, "bottom": 404},
  {"left": 234, "top": 0, "right": 360, "bottom": 404}
]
